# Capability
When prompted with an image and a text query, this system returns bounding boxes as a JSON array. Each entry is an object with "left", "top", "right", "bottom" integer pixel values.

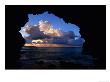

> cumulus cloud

[
  {"left": 21, "top": 20, "right": 76, "bottom": 40},
  {"left": 20, "top": 12, "right": 85, "bottom": 45}
]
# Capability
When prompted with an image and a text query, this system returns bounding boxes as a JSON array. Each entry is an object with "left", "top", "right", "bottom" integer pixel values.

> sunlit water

[{"left": 18, "top": 46, "right": 94, "bottom": 69}]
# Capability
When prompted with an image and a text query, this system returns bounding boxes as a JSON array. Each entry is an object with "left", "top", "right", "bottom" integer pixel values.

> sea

[{"left": 18, "top": 46, "right": 94, "bottom": 69}]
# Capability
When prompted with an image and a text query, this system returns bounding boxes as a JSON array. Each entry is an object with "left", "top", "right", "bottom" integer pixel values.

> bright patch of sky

[{"left": 24, "top": 12, "right": 81, "bottom": 37}]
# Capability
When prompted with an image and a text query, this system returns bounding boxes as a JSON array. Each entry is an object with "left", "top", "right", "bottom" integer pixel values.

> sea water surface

[{"left": 18, "top": 46, "right": 94, "bottom": 69}]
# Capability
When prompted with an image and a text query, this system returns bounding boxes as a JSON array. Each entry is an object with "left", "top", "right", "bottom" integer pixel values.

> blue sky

[{"left": 22, "top": 12, "right": 81, "bottom": 37}]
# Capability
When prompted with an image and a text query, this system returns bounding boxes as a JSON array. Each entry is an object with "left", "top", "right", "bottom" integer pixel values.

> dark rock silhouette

[
  {"left": 80, "top": 6, "right": 106, "bottom": 69},
  {"left": 5, "top": 6, "right": 27, "bottom": 69}
]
